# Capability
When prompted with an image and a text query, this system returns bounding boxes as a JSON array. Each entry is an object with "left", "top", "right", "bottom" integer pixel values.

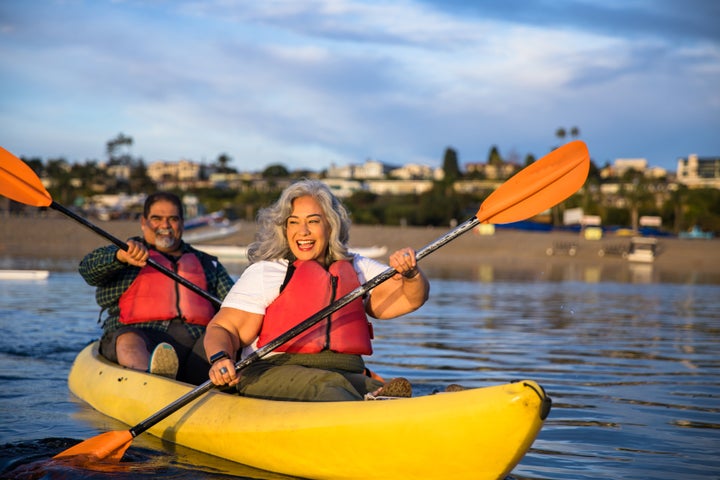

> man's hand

[{"left": 116, "top": 239, "right": 149, "bottom": 267}]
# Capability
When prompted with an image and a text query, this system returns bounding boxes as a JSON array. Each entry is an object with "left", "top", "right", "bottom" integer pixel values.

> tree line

[{"left": 11, "top": 133, "right": 720, "bottom": 235}]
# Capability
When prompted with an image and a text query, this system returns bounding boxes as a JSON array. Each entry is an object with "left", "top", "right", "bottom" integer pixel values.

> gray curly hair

[{"left": 247, "top": 179, "right": 352, "bottom": 265}]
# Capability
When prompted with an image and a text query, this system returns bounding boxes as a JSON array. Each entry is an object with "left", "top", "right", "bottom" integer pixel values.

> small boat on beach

[
  {"left": 0, "top": 269, "right": 50, "bottom": 280},
  {"left": 626, "top": 236, "right": 658, "bottom": 263},
  {"left": 679, "top": 225, "right": 714, "bottom": 240},
  {"left": 68, "top": 341, "right": 551, "bottom": 480},
  {"left": 184, "top": 211, "right": 230, "bottom": 230},
  {"left": 194, "top": 245, "right": 389, "bottom": 262},
  {"left": 183, "top": 224, "right": 241, "bottom": 243}
]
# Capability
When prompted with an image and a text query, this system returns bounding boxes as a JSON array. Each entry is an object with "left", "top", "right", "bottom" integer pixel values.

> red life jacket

[
  {"left": 119, "top": 250, "right": 216, "bottom": 326},
  {"left": 258, "top": 260, "right": 373, "bottom": 354}
]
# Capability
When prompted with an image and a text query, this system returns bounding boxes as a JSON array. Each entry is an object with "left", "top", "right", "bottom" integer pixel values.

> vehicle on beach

[
  {"left": 546, "top": 241, "right": 578, "bottom": 256},
  {"left": 679, "top": 225, "right": 714, "bottom": 240},
  {"left": 626, "top": 237, "right": 658, "bottom": 263}
]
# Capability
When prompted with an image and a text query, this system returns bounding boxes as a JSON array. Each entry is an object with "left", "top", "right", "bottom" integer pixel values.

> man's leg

[{"left": 115, "top": 330, "right": 150, "bottom": 370}]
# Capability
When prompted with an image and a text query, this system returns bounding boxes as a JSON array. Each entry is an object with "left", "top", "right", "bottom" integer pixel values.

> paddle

[
  {"left": 49, "top": 140, "right": 588, "bottom": 462},
  {"left": 0, "top": 146, "right": 222, "bottom": 308}
]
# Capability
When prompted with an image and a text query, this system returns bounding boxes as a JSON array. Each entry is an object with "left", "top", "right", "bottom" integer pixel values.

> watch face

[{"left": 210, "top": 351, "right": 229, "bottom": 363}]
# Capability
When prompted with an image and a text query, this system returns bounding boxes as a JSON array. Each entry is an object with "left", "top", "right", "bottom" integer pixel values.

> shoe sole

[
  {"left": 149, "top": 342, "right": 179, "bottom": 379},
  {"left": 375, "top": 377, "right": 412, "bottom": 398}
]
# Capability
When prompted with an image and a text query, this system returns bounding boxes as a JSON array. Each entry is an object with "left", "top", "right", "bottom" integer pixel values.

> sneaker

[
  {"left": 148, "top": 342, "right": 179, "bottom": 379},
  {"left": 373, "top": 377, "right": 413, "bottom": 398},
  {"left": 444, "top": 384, "right": 467, "bottom": 393}
]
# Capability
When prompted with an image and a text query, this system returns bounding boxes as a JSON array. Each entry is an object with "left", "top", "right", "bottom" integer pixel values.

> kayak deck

[{"left": 68, "top": 342, "right": 550, "bottom": 480}]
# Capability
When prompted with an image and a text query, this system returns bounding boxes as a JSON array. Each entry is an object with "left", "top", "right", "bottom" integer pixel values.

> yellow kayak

[{"left": 68, "top": 341, "right": 551, "bottom": 480}]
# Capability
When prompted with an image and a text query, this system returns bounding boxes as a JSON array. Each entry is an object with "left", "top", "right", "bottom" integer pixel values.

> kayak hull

[{"left": 68, "top": 342, "right": 550, "bottom": 480}]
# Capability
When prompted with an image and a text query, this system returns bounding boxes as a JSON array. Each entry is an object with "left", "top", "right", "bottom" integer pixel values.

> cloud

[{"left": 0, "top": 0, "right": 718, "bottom": 172}]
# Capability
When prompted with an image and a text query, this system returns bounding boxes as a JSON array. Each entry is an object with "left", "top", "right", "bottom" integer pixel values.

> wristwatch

[{"left": 209, "top": 351, "right": 230, "bottom": 364}]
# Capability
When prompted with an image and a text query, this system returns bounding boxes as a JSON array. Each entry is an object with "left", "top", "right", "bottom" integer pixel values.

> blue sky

[{"left": 1, "top": 0, "right": 718, "bottom": 173}]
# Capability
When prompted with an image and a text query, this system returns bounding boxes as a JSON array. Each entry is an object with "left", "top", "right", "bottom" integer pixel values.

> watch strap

[{"left": 209, "top": 350, "right": 230, "bottom": 364}]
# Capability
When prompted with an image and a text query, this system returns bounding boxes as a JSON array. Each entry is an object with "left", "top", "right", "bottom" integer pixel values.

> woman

[{"left": 204, "top": 179, "right": 430, "bottom": 401}]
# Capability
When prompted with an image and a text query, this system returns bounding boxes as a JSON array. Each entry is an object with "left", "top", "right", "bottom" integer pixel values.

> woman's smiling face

[{"left": 285, "top": 195, "right": 330, "bottom": 262}]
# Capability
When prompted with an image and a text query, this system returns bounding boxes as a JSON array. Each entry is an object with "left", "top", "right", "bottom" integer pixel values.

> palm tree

[
  {"left": 620, "top": 169, "right": 654, "bottom": 232},
  {"left": 106, "top": 133, "right": 133, "bottom": 164},
  {"left": 215, "top": 153, "right": 235, "bottom": 173}
]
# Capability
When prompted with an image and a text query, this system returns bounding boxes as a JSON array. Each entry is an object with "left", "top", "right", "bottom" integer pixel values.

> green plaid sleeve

[{"left": 78, "top": 244, "right": 141, "bottom": 329}]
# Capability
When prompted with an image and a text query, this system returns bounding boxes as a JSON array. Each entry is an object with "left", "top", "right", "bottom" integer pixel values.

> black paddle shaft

[
  {"left": 51, "top": 201, "right": 222, "bottom": 308},
  {"left": 128, "top": 216, "right": 481, "bottom": 437}
]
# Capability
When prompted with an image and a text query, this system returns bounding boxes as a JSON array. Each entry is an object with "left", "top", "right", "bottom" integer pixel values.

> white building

[
  {"left": 677, "top": 154, "right": 720, "bottom": 189},
  {"left": 147, "top": 160, "right": 202, "bottom": 182},
  {"left": 388, "top": 163, "right": 441, "bottom": 180},
  {"left": 365, "top": 179, "right": 433, "bottom": 195},
  {"left": 321, "top": 179, "right": 364, "bottom": 198},
  {"left": 327, "top": 159, "right": 394, "bottom": 179}
]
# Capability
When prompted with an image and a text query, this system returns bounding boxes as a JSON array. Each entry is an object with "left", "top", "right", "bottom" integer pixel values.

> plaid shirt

[{"left": 78, "top": 237, "right": 235, "bottom": 339}]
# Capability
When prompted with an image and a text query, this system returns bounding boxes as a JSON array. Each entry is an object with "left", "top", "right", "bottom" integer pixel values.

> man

[{"left": 79, "top": 192, "right": 235, "bottom": 385}]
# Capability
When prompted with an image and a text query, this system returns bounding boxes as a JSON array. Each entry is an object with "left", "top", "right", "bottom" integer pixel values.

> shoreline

[{"left": 2, "top": 213, "right": 719, "bottom": 283}]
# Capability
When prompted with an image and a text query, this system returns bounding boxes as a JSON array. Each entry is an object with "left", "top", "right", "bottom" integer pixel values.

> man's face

[{"left": 140, "top": 199, "right": 183, "bottom": 252}]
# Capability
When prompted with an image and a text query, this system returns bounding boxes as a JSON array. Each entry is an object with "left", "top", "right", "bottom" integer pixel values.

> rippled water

[{"left": 1, "top": 267, "right": 719, "bottom": 479}]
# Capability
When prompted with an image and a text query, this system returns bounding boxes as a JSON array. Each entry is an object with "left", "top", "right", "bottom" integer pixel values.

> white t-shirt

[{"left": 222, "top": 254, "right": 390, "bottom": 314}]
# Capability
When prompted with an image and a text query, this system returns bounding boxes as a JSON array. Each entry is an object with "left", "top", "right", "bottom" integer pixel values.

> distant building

[
  {"left": 600, "top": 158, "right": 645, "bottom": 179},
  {"left": 209, "top": 171, "right": 260, "bottom": 190},
  {"left": 677, "top": 154, "right": 720, "bottom": 189},
  {"left": 321, "top": 179, "right": 364, "bottom": 198},
  {"left": 365, "top": 179, "right": 433, "bottom": 195},
  {"left": 147, "top": 160, "right": 202, "bottom": 183},
  {"left": 388, "top": 163, "right": 442, "bottom": 180},
  {"left": 453, "top": 179, "right": 500, "bottom": 194},
  {"left": 105, "top": 163, "right": 132, "bottom": 181},
  {"left": 614, "top": 158, "right": 647, "bottom": 175},
  {"left": 645, "top": 166, "right": 669, "bottom": 179},
  {"left": 327, "top": 159, "right": 395, "bottom": 179},
  {"left": 326, "top": 163, "right": 354, "bottom": 179},
  {"left": 600, "top": 158, "right": 667, "bottom": 180},
  {"left": 464, "top": 162, "right": 518, "bottom": 180}
]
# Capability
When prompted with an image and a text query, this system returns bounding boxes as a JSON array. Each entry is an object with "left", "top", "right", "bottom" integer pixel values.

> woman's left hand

[
  {"left": 389, "top": 248, "right": 419, "bottom": 279},
  {"left": 367, "top": 247, "right": 429, "bottom": 318}
]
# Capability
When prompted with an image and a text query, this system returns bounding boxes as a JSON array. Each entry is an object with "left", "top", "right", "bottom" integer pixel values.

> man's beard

[{"left": 154, "top": 228, "right": 177, "bottom": 249}]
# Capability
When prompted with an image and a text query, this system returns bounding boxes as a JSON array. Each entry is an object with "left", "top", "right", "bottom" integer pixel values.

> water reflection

[
  {"left": 1, "top": 268, "right": 719, "bottom": 479},
  {"left": 422, "top": 261, "right": 719, "bottom": 285},
  {"left": 3, "top": 254, "right": 719, "bottom": 286},
  {"left": 372, "top": 278, "right": 720, "bottom": 479}
]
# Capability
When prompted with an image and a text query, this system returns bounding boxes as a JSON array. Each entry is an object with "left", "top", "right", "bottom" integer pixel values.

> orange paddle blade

[
  {"left": 53, "top": 430, "right": 133, "bottom": 462},
  {"left": 0, "top": 146, "right": 53, "bottom": 207},
  {"left": 477, "top": 140, "right": 590, "bottom": 224}
]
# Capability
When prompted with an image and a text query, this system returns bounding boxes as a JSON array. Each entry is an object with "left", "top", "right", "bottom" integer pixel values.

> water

[{"left": 1, "top": 265, "right": 719, "bottom": 479}]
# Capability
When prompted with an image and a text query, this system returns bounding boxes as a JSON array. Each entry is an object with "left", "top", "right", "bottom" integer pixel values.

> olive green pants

[{"left": 236, "top": 351, "right": 383, "bottom": 402}]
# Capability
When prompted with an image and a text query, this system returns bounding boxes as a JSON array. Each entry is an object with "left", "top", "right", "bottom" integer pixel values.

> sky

[{"left": 1, "top": 0, "right": 719, "bottom": 173}]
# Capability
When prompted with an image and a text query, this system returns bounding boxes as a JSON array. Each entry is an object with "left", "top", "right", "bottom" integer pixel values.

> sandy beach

[{"left": 1, "top": 213, "right": 718, "bottom": 282}]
